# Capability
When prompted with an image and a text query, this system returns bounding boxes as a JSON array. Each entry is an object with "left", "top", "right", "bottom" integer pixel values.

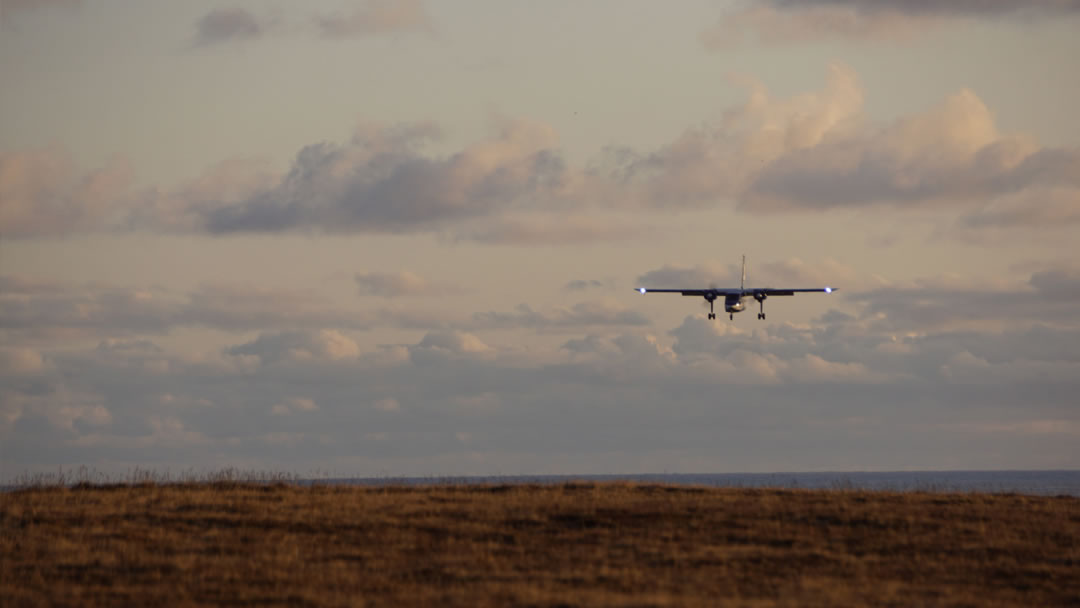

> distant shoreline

[{"left": 5, "top": 468, "right": 1080, "bottom": 496}]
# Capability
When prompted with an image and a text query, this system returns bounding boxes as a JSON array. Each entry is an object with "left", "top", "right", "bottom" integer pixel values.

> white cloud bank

[{"left": 4, "top": 65, "right": 1074, "bottom": 243}]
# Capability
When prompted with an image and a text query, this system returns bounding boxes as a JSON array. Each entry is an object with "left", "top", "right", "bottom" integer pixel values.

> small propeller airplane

[{"left": 635, "top": 256, "right": 837, "bottom": 320}]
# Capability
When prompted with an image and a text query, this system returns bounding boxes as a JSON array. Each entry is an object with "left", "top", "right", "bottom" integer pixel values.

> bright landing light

[
  {"left": 638, "top": 288, "right": 647, "bottom": 294},
  {"left": 825, "top": 287, "right": 832, "bottom": 293}
]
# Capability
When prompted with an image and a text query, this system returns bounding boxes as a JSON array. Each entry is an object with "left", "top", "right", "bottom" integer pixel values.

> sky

[{"left": 2, "top": 0, "right": 1079, "bottom": 481}]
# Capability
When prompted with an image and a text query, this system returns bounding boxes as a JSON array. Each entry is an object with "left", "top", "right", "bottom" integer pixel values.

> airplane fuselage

[{"left": 724, "top": 293, "right": 746, "bottom": 314}]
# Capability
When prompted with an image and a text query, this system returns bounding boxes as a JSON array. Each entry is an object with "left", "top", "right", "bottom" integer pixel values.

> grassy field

[{"left": 2, "top": 481, "right": 1078, "bottom": 607}]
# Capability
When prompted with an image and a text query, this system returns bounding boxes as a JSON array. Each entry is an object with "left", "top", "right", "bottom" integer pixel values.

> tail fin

[{"left": 741, "top": 255, "right": 746, "bottom": 290}]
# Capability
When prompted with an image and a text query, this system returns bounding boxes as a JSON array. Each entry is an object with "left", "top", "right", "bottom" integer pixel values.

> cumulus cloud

[
  {"left": 270, "top": 397, "right": 318, "bottom": 416},
  {"left": 4, "top": 299, "right": 1080, "bottom": 477},
  {"left": 227, "top": 330, "right": 360, "bottom": 365},
  {"left": 597, "top": 64, "right": 1076, "bottom": 222},
  {"left": 316, "top": 0, "right": 432, "bottom": 38},
  {"left": 407, "top": 330, "right": 492, "bottom": 366},
  {"left": 701, "top": 0, "right": 1080, "bottom": 48},
  {"left": 4, "top": 65, "right": 1074, "bottom": 242},
  {"left": 742, "top": 88, "right": 1080, "bottom": 212},
  {"left": 193, "top": 8, "right": 264, "bottom": 47},
  {"left": 197, "top": 119, "right": 565, "bottom": 235}
]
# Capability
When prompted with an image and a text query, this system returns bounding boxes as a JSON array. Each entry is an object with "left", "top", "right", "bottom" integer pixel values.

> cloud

[
  {"left": 5, "top": 300, "right": 1080, "bottom": 477},
  {"left": 753, "top": 258, "right": 857, "bottom": 287},
  {"left": 0, "top": 0, "right": 79, "bottom": 28},
  {"left": 4, "top": 66, "right": 1074, "bottom": 242},
  {"left": 471, "top": 301, "right": 650, "bottom": 331},
  {"left": 845, "top": 268, "right": 1080, "bottom": 333},
  {"left": 768, "top": 0, "right": 1080, "bottom": 18},
  {"left": 227, "top": 330, "right": 360, "bottom": 365},
  {"left": 0, "top": 276, "right": 373, "bottom": 344},
  {"left": 354, "top": 270, "right": 462, "bottom": 297},
  {"left": 635, "top": 257, "right": 851, "bottom": 289},
  {"left": 270, "top": 397, "right": 318, "bottom": 416},
  {"left": 956, "top": 187, "right": 1080, "bottom": 233},
  {"left": 407, "top": 330, "right": 492, "bottom": 365},
  {"left": 742, "top": 89, "right": 1080, "bottom": 211},
  {"left": 700, "top": 0, "right": 1080, "bottom": 48},
  {"left": 565, "top": 279, "right": 605, "bottom": 291},
  {"left": 316, "top": 0, "right": 432, "bottom": 38},
  {"left": 459, "top": 214, "right": 646, "bottom": 245},
  {"left": 0, "top": 148, "right": 134, "bottom": 237},
  {"left": 196, "top": 119, "right": 565, "bottom": 235},
  {"left": 193, "top": 8, "right": 264, "bottom": 47},
  {"left": 0, "top": 348, "right": 46, "bottom": 375},
  {"left": 636, "top": 261, "right": 739, "bottom": 289}
]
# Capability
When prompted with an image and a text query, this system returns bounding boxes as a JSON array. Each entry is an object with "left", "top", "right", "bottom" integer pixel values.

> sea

[{"left": 328, "top": 470, "right": 1080, "bottom": 496}]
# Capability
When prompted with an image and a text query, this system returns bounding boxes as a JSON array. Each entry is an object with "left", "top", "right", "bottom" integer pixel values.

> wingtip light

[
  {"left": 638, "top": 287, "right": 647, "bottom": 294},
  {"left": 825, "top": 287, "right": 832, "bottom": 293}
]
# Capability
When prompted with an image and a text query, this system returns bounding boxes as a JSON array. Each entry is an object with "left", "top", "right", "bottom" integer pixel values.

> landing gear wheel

[
  {"left": 758, "top": 313, "right": 766, "bottom": 320},
  {"left": 729, "top": 313, "right": 734, "bottom": 321},
  {"left": 708, "top": 313, "right": 715, "bottom": 320}
]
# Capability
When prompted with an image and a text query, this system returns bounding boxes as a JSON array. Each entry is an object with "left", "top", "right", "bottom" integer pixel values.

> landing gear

[
  {"left": 729, "top": 313, "right": 733, "bottom": 321},
  {"left": 707, "top": 296, "right": 716, "bottom": 320},
  {"left": 755, "top": 293, "right": 767, "bottom": 321},
  {"left": 708, "top": 313, "right": 715, "bottom": 320}
]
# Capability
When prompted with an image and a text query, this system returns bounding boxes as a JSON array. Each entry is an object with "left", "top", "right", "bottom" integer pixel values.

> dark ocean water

[{"left": 329, "top": 470, "right": 1080, "bottom": 496}]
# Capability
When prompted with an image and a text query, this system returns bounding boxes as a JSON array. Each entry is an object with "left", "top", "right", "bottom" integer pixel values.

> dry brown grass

[{"left": 2, "top": 481, "right": 1078, "bottom": 606}]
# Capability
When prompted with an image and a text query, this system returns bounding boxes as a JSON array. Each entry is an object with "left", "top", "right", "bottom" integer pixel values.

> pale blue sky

[{"left": 2, "top": 1, "right": 1078, "bottom": 479}]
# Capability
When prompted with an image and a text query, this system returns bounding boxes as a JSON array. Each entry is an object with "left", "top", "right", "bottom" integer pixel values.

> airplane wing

[
  {"left": 635, "top": 287, "right": 836, "bottom": 296},
  {"left": 752, "top": 287, "right": 837, "bottom": 296},
  {"left": 635, "top": 288, "right": 743, "bottom": 296}
]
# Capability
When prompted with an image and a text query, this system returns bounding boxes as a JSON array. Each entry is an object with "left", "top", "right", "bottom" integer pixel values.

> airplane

[{"left": 635, "top": 256, "right": 837, "bottom": 320}]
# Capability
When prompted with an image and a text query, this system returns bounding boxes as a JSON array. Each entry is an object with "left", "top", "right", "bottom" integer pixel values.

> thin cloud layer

[
  {"left": 846, "top": 269, "right": 1080, "bottom": 332},
  {"left": 701, "top": 0, "right": 1080, "bottom": 48},
  {"left": 0, "top": 276, "right": 373, "bottom": 343},
  {"left": 355, "top": 271, "right": 434, "bottom": 297},
  {"left": 565, "top": 280, "right": 605, "bottom": 291},
  {"left": 0, "top": 0, "right": 78, "bottom": 28},
  {"left": 471, "top": 301, "right": 650, "bottom": 331},
  {"left": 189, "top": 1, "right": 432, "bottom": 47},
  {"left": 193, "top": 8, "right": 264, "bottom": 47},
  {"left": 317, "top": 0, "right": 432, "bottom": 38}
]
